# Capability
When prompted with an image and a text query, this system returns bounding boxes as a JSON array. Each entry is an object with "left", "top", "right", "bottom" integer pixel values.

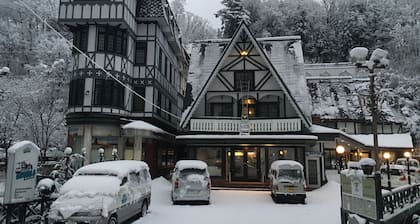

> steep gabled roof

[{"left": 181, "top": 21, "right": 311, "bottom": 129}]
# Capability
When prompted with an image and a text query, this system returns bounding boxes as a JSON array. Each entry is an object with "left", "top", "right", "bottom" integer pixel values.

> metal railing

[{"left": 190, "top": 118, "right": 302, "bottom": 132}]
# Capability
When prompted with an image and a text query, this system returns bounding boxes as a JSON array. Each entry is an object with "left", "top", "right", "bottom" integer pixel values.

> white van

[
  {"left": 48, "top": 160, "right": 151, "bottom": 224},
  {"left": 171, "top": 160, "right": 211, "bottom": 204},
  {"left": 269, "top": 160, "right": 306, "bottom": 204}
]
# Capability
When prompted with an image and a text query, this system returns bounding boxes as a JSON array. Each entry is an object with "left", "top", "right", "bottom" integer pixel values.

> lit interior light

[{"left": 240, "top": 50, "right": 249, "bottom": 56}]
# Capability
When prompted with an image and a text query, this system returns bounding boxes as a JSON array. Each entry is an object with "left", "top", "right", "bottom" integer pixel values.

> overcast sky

[{"left": 183, "top": 0, "right": 223, "bottom": 28}]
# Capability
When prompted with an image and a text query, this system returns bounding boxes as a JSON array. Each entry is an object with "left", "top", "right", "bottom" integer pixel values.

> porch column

[
  {"left": 134, "top": 136, "right": 143, "bottom": 160},
  {"left": 83, "top": 125, "right": 92, "bottom": 164}
]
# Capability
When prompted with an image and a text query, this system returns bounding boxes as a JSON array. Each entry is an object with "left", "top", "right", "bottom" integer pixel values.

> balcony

[{"left": 190, "top": 118, "right": 302, "bottom": 133}]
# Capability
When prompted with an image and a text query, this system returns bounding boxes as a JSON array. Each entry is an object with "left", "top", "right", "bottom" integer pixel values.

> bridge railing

[{"left": 382, "top": 184, "right": 420, "bottom": 218}]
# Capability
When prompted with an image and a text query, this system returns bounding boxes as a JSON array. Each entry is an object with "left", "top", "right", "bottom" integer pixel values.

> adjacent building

[{"left": 58, "top": 0, "right": 189, "bottom": 177}]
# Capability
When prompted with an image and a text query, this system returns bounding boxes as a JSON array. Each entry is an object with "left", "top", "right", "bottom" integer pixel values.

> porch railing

[{"left": 190, "top": 118, "right": 302, "bottom": 133}]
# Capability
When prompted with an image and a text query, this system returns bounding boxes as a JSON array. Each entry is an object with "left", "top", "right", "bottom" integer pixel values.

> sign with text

[
  {"left": 341, "top": 171, "right": 378, "bottom": 220},
  {"left": 4, "top": 141, "right": 40, "bottom": 204}
]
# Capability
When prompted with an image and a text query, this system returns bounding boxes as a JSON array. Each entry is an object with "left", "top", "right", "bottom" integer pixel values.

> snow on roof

[
  {"left": 75, "top": 160, "right": 149, "bottom": 179},
  {"left": 347, "top": 161, "right": 361, "bottom": 169},
  {"left": 348, "top": 133, "right": 413, "bottom": 149},
  {"left": 270, "top": 160, "right": 304, "bottom": 170},
  {"left": 175, "top": 160, "right": 208, "bottom": 171},
  {"left": 310, "top": 125, "right": 343, "bottom": 134},
  {"left": 176, "top": 135, "right": 318, "bottom": 140},
  {"left": 122, "top": 120, "right": 167, "bottom": 134},
  {"left": 183, "top": 29, "right": 312, "bottom": 125},
  {"left": 359, "top": 158, "right": 376, "bottom": 166},
  {"left": 7, "top": 141, "right": 40, "bottom": 154}
]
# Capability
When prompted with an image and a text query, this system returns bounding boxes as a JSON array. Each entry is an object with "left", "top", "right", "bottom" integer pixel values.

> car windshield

[
  {"left": 277, "top": 169, "right": 302, "bottom": 182},
  {"left": 180, "top": 168, "right": 206, "bottom": 177},
  {"left": 396, "top": 159, "right": 419, "bottom": 168}
]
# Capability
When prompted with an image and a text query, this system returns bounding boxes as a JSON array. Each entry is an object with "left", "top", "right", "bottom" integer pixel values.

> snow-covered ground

[{"left": 133, "top": 170, "right": 341, "bottom": 224}]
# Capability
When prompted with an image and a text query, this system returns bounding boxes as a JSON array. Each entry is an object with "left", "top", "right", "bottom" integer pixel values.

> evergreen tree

[{"left": 216, "top": 0, "right": 250, "bottom": 38}]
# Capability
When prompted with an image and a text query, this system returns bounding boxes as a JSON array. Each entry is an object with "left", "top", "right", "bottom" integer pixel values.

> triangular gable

[{"left": 181, "top": 21, "right": 311, "bottom": 129}]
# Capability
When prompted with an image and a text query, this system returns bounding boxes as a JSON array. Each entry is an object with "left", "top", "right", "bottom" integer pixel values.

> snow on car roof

[
  {"left": 74, "top": 160, "right": 149, "bottom": 179},
  {"left": 175, "top": 160, "right": 208, "bottom": 171},
  {"left": 60, "top": 175, "right": 121, "bottom": 197},
  {"left": 270, "top": 160, "right": 304, "bottom": 170}
]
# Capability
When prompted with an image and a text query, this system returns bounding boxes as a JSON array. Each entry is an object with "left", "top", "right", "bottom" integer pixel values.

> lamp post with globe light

[
  {"left": 383, "top": 152, "right": 391, "bottom": 189},
  {"left": 112, "top": 148, "right": 119, "bottom": 161},
  {"left": 336, "top": 145, "right": 345, "bottom": 174},
  {"left": 349, "top": 47, "right": 390, "bottom": 173},
  {"left": 98, "top": 148, "right": 105, "bottom": 162},
  {"left": 64, "top": 147, "right": 72, "bottom": 180}
]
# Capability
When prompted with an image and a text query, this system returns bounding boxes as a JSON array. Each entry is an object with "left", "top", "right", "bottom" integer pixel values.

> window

[
  {"left": 197, "top": 148, "right": 222, "bottom": 176},
  {"left": 158, "top": 49, "right": 163, "bottom": 74},
  {"left": 164, "top": 56, "right": 168, "bottom": 78},
  {"left": 132, "top": 86, "right": 145, "bottom": 112},
  {"left": 210, "top": 103, "right": 233, "bottom": 117},
  {"left": 69, "top": 79, "right": 85, "bottom": 106},
  {"left": 72, "top": 27, "right": 88, "bottom": 53},
  {"left": 258, "top": 102, "right": 279, "bottom": 118},
  {"left": 97, "top": 25, "right": 127, "bottom": 55},
  {"left": 158, "top": 149, "right": 175, "bottom": 168},
  {"left": 156, "top": 91, "right": 162, "bottom": 116},
  {"left": 234, "top": 71, "right": 255, "bottom": 91},
  {"left": 135, "top": 41, "right": 147, "bottom": 65},
  {"left": 241, "top": 97, "right": 256, "bottom": 118},
  {"left": 94, "top": 79, "right": 124, "bottom": 108}
]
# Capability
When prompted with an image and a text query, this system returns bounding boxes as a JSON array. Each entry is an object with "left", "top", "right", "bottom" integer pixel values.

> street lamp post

[
  {"left": 349, "top": 47, "right": 389, "bottom": 173},
  {"left": 98, "top": 148, "right": 105, "bottom": 162},
  {"left": 112, "top": 148, "right": 119, "bottom": 161},
  {"left": 404, "top": 152, "right": 411, "bottom": 185},
  {"left": 383, "top": 152, "right": 391, "bottom": 190},
  {"left": 336, "top": 145, "right": 345, "bottom": 174},
  {"left": 64, "top": 147, "right": 73, "bottom": 180}
]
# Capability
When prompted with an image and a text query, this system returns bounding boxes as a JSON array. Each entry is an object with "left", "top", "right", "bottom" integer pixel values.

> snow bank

[
  {"left": 270, "top": 160, "right": 304, "bottom": 170},
  {"left": 122, "top": 120, "right": 167, "bottom": 134},
  {"left": 75, "top": 160, "right": 149, "bottom": 179},
  {"left": 176, "top": 160, "right": 208, "bottom": 171}
]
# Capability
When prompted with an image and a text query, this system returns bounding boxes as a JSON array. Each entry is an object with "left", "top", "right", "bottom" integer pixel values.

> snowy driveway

[{"left": 133, "top": 171, "right": 341, "bottom": 224}]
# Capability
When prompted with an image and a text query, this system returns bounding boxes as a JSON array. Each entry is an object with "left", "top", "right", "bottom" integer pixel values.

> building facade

[
  {"left": 178, "top": 22, "right": 326, "bottom": 188},
  {"left": 58, "top": 0, "right": 189, "bottom": 177}
]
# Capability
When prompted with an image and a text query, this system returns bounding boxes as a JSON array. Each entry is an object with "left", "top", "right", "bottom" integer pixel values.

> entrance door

[{"left": 231, "top": 148, "right": 260, "bottom": 181}]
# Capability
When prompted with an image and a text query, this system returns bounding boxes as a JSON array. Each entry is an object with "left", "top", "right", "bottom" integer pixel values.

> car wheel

[
  {"left": 108, "top": 216, "right": 118, "bottom": 224},
  {"left": 140, "top": 201, "right": 148, "bottom": 217}
]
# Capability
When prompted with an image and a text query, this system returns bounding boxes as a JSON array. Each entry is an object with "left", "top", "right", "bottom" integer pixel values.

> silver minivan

[
  {"left": 268, "top": 160, "right": 306, "bottom": 204},
  {"left": 171, "top": 160, "right": 211, "bottom": 204},
  {"left": 48, "top": 160, "right": 151, "bottom": 224}
]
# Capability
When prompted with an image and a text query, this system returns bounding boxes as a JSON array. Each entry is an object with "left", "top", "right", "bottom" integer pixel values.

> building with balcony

[
  {"left": 177, "top": 22, "right": 326, "bottom": 188},
  {"left": 58, "top": 0, "right": 189, "bottom": 177}
]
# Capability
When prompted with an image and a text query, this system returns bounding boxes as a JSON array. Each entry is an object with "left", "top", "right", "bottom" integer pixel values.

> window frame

[
  {"left": 234, "top": 71, "right": 255, "bottom": 91},
  {"left": 135, "top": 41, "right": 148, "bottom": 65},
  {"left": 96, "top": 25, "right": 128, "bottom": 56}
]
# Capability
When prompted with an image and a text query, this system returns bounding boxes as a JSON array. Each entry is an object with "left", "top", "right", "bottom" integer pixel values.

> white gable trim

[{"left": 181, "top": 21, "right": 311, "bottom": 129}]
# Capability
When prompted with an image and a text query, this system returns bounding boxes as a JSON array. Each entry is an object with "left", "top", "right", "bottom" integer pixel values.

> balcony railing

[{"left": 190, "top": 118, "right": 302, "bottom": 133}]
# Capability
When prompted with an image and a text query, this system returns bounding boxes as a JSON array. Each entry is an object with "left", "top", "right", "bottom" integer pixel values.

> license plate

[{"left": 287, "top": 187, "right": 295, "bottom": 193}]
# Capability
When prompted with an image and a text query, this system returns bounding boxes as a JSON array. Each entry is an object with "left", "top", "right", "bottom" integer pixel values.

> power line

[{"left": 15, "top": 0, "right": 181, "bottom": 121}]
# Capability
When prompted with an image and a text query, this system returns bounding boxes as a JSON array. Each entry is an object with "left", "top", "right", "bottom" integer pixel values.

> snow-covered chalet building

[
  {"left": 58, "top": 0, "right": 189, "bottom": 177},
  {"left": 177, "top": 22, "right": 326, "bottom": 188}
]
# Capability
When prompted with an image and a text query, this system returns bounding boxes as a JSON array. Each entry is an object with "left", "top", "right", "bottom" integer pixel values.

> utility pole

[{"left": 369, "top": 69, "right": 380, "bottom": 172}]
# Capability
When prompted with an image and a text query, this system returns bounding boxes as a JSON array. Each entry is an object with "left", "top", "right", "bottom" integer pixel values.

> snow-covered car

[
  {"left": 48, "top": 160, "right": 151, "bottom": 224},
  {"left": 380, "top": 164, "right": 410, "bottom": 188},
  {"left": 269, "top": 160, "right": 306, "bottom": 204},
  {"left": 171, "top": 160, "right": 211, "bottom": 204}
]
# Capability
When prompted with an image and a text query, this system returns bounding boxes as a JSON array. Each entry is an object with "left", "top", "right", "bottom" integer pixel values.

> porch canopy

[
  {"left": 122, "top": 120, "right": 175, "bottom": 141},
  {"left": 176, "top": 134, "right": 318, "bottom": 146},
  {"left": 311, "top": 124, "right": 414, "bottom": 151}
]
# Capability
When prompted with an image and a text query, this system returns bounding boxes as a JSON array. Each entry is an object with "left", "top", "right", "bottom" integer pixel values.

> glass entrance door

[{"left": 230, "top": 148, "right": 260, "bottom": 181}]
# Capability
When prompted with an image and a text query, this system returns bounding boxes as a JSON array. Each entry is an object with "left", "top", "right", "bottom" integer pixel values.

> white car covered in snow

[
  {"left": 171, "top": 160, "right": 211, "bottom": 204},
  {"left": 48, "top": 160, "right": 151, "bottom": 224},
  {"left": 269, "top": 160, "right": 306, "bottom": 204}
]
